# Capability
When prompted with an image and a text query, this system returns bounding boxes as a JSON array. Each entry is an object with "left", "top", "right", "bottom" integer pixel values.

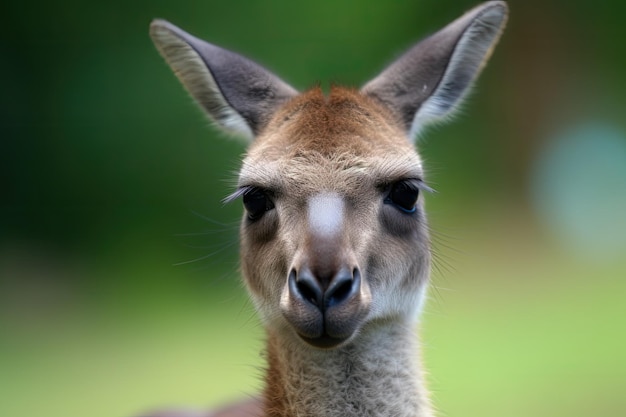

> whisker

[
  {"left": 189, "top": 209, "right": 240, "bottom": 227},
  {"left": 173, "top": 240, "right": 238, "bottom": 266},
  {"left": 174, "top": 228, "right": 238, "bottom": 237}
]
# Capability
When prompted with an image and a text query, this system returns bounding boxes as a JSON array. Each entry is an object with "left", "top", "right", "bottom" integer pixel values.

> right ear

[
  {"left": 150, "top": 20, "right": 298, "bottom": 141},
  {"left": 362, "top": 1, "right": 508, "bottom": 141}
]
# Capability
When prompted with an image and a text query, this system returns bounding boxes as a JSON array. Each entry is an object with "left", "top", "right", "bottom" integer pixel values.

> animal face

[{"left": 150, "top": 1, "right": 508, "bottom": 349}]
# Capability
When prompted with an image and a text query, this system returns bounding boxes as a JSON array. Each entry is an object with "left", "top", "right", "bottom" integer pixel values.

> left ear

[
  {"left": 362, "top": 1, "right": 508, "bottom": 140},
  {"left": 150, "top": 19, "right": 298, "bottom": 140}
]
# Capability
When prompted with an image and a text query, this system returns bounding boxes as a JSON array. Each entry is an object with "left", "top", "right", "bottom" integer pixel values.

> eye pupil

[
  {"left": 243, "top": 188, "right": 274, "bottom": 220},
  {"left": 386, "top": 181, "right": 419, "bottom": 213}
]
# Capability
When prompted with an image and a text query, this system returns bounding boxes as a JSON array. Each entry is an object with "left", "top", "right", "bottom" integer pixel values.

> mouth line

[
  {"left": 290, "top": 311, "right": 358, "bottom": 349},
  {"left": 299, "top": 332, "right": 349, "bottom": 349}
]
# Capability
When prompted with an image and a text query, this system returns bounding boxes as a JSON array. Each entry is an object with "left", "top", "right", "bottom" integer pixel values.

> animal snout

[
  {"left": 281, "top": 261, "right": 370, "bottom": 348},
  {"left": 289, "top": 265, "right": 361, "bottom": 312}
]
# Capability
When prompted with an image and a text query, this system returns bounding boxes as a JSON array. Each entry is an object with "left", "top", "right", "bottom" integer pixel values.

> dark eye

[
  {"left": 243, "top": 187, "right": 275, "bottom": 221},
  {"left": 385, "top": 180, "right": 419, "bottom": 213}
]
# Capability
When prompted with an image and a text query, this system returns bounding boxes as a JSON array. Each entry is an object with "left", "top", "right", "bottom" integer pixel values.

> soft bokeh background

[{"left": 2, "top": 1, "right": 625, "bottom": 416}]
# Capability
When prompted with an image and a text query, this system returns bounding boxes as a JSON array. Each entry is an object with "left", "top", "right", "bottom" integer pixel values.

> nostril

[
  {"left": 298, "top": 280, "right": 320, "bottom": 306},
  {"left": 326, "top": 279, "right": 353, "bottom": 307},
  {"left": 289, "top": 268, "right": 324, "bottom": 308},
  {"left": 325, "top": 268, "right": 360, "bottom": 308}
]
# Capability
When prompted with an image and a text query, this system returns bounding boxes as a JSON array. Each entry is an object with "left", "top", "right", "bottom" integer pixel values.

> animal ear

[
  {"left": 362, "top": 1, "right": 508, "bottom": 140},
  {"left": 150, "top": 20, "right": 298, "bottom": 140}
]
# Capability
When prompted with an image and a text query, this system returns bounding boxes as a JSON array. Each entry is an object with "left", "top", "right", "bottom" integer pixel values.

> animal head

[{"left": 150, "top": 1, "right": 508, "bottom": 349}]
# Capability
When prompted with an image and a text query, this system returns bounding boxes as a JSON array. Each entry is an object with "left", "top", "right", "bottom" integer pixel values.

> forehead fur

[
  {"left": 262, "top": 87, "right": 408, "bottom": 150},
  {"left": 239, "top": 87, "right": 423, "bottom": 193}
]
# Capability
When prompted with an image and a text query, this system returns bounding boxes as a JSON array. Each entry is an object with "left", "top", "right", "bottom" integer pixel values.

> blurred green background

[{"left": 2, "top": 1, "right": 625, "bottom": 416}]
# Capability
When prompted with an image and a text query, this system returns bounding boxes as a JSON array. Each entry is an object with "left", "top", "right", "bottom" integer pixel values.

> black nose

[{"left": 289, "top": 266, "right": 361, "bottom": 312}]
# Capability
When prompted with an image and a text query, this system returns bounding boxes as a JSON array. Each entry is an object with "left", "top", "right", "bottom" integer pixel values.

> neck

[{"left": 263, "top": 319, "right": 434, "bottom": 417}]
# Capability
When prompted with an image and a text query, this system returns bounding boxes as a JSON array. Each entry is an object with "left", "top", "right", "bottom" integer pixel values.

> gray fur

[{"left": 268, "top": 321, "right": 432, "bottom": 417}]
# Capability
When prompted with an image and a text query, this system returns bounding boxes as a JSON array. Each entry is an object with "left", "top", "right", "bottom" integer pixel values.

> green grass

[
  {"left": 423, "top": 257, "right": 626, "bottom": 417},
  {"left": 0, "top": 291, "right": 265, "bottom": 417}
]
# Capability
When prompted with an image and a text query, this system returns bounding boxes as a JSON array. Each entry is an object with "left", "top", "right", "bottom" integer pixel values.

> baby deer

[{"left": 148, "top": 2, "right": 507, "bottom": 416}]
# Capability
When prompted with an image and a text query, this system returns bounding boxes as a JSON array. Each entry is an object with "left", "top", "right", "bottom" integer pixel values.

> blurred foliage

[{"left": 1, "top": 1, "right": 626, "bottom": 417}]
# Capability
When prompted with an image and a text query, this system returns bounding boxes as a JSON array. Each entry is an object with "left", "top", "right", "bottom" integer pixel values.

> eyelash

[{"left": 223, "top": 186, "right": 256, "bottom": 204}]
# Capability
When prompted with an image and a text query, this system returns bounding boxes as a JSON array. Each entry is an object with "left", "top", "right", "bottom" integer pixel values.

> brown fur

[{"left": 237, "top": 87, "right": 432, "bottom": 417}]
